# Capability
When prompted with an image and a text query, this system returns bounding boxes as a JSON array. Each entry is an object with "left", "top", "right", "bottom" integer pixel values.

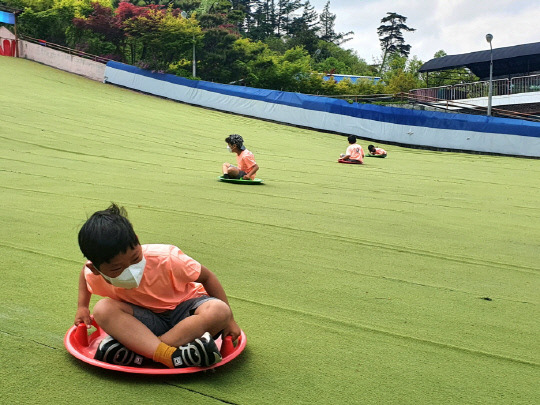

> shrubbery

[{"left": 3, "top": 0, "right": 431, "bottom": 96}]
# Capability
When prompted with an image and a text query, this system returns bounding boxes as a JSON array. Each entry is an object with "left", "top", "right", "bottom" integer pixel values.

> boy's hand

[
  {"left": 74, "top": 307, "right": 92, "bottom": 327},
  {"left": 224, "top": 319, "right": 241, "bottom": 341}
]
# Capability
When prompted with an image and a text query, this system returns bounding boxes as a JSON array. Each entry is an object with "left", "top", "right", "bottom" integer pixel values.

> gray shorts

[
  {"left": 230, "top": 169, "right": 247, "bottom": 179},
  {"left": 130, "top": 296, "right": 216, "bottom": 336}
]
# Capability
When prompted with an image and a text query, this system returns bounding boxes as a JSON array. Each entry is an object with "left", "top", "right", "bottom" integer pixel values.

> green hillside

[{"left": 0, "top": 56, "right": 538, "bottom": 404}]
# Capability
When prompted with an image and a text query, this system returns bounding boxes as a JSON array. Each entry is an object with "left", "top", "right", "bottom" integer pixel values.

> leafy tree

[
  {"left": 275, "top": 45, "right": 312, "bottom": 91},
  {"left": 377, "top": 12, "right": 415, "bottom": 74},
  {"left": 127, "top": 8, "right": 201, "bottom": 70},
  {"left": 17, "top": 4, "right": 80, "bottom": 45},
  {"left": 316, "top": 56, "right": 347, "bottom": 75},
  {"left": 313, "top": 40, "right": 372, "bottom": 76},
  {"left": 71, "top": 2, "right": 164, "bottom": 63},
  {"left": 386, "top": 70, "right": 418, "bottom": 93},
  {"left": 177, "top": 0, "right": 201, "bottom": 12},
  {"left": 71, "top": 2, "right": 124, "bottom": 57},
  {"left": 379, "top": 53, "right": 424, "bottom": 93},
  {"left": 229, "top": 36, "right": 268, "bottom": 80},
  {"left": 124, "top": 0, "right": 195, "bottom": 9},
  {"left": 196, "top": 25, "right": 241, "bottom": 81}
]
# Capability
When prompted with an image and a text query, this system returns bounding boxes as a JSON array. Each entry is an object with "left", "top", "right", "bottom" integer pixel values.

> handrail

[
  {"left": 405, "top": 92, "right": 540, "bottom": 122},
  {"left": 309, "top": 90, "right": 539, "bottom": 121},
  {"left": 18, "top": 34, "right": 111, "bottom": 64},
  {"left": 311, "top": 93, "right": 397, "bottom": 103},
  {"left": 411, "top": 73, "right": 540, "bottom": 101}
]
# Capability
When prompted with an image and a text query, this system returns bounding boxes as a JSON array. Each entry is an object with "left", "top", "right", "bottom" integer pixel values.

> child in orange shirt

[
  {"left": 340, "top": 135, "right": 364, "bottom": 163},
  {"left": 222, "top": 134, "right": 259, "bottom": 180},
  {"left": 368, "top": 144, "right": 387, "bottom": 157},
  {"left": 75, "top": 204, "right": 240, "bottom": 368}
]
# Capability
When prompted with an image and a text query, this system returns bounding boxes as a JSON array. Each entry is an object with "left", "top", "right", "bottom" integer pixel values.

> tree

[
  {"left": 16, "top": 0, "right": 87, "bottom": 46},
  {"left": 72, "top": 2, "right": 125, "bottom": 58},
  {"left": 248, "top": 0, "right": 275, "bottom": 40},
  {"left": 286, "top": 0, "right": 319, "bottom": 54},
  {"left": 313, "top": 40, "right": 372, "bottom": 75},
  {"left": 377, "top": 12, "right": 415, "bottom": 74},
  {"left": 318, "top": 1, "right": 352, "bottom": 45},
  {"left": 196, "top": 25, "right": 241, "bottom": 82},
  {"left": 120, "top": 6, "right": 201, "bottom": 70},
  {"left": 276, "top": 0, "right": 302, "bottom": 36}
]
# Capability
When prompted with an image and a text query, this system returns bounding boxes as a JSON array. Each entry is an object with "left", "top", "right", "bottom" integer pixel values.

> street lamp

[
  {"left": 181, "top": 11, "right": 196, "bottom": 77},
  {"left": 486, "top": 33, "right": 493, "bottom": 116}
]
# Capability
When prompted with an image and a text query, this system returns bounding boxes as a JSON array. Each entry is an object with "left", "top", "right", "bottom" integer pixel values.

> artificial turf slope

[{"left": 0, "top": 56, "right": 538, "bottom": 405}]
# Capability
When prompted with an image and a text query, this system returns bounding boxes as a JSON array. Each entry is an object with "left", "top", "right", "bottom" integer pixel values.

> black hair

[
  {"left": 347, "top": 135, "right": 357, "bottom": 144},
  {"left": 368, "top": 144, "right": 375, "bottom": 151},
  {"left": 78, "top": 203, "right": 139, "bottom": 268},
  {"left": 225, "top": 134, "right": 244, "bottom": 149}
]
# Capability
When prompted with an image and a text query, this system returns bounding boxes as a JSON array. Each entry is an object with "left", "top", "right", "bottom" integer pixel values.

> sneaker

[
  {"left": 94, "top": 335, "right": 145, "bottom": 367},
  {"left": 171, "top": 332, "right": 222, "bottom": 368}
]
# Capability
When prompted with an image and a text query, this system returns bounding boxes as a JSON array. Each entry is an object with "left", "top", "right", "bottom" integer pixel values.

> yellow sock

[{"left": 153, "top": 342, "right": 177, "bottom": 368}]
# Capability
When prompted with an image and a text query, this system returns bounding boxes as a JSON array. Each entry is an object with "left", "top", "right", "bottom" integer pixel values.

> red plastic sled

[
  {"left": 64, "top": 318, "right": 247, "bottom": 374},
  {"left": 337, "top": 159, "right": 363, "bottom": 164}
]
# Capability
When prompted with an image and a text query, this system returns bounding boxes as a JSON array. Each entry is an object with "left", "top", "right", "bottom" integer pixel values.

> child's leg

[
  {"left": 226, "top": 166, "right": 241, "bottom": 179},
  {"left": 159, "top": 299, "right": 232, "bottom": 347},
  {"left": 222, "top": 162, "right": 231, "bottom": 175},
  {"left": 92, "top": 298, "right": 161, "bottom": 358}
]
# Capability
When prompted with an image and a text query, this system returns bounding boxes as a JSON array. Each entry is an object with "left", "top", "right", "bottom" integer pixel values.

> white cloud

[{"left": 308, "top": 0, "right": 540, "bottom": 63}]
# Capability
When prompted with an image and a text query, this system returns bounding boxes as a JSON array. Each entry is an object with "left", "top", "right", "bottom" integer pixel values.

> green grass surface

[{"left": 0, "top": 56, "right": 539, "bottom": 404}]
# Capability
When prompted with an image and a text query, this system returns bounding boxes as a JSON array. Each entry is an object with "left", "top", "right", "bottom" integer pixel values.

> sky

[{"left": 308, "top": 0, "right": 539, "bottom": 64}]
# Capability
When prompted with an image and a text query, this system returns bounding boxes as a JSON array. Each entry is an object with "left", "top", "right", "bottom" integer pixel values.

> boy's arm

[
  {"left": 197, "top": 266, "right": 241, "bottom": 339},
  {"left": 244, "top": 163, "right": 259, "bottom": 179},
  {"left": 74, "top": 267, "right": 93, "bottom": 327}
]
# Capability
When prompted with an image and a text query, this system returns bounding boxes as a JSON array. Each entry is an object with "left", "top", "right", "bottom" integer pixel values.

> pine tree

[
  {"left": 318, "top": 1, "right": 352, "bottom": 45},
  {"left": 249, "top": 0, "right": 276, "bottom": 40},
  {"left": 286, "top": 1, "right": 319, "bottom": 53},
  {"left": 276, "top": 0, "right": 303, "bottom": 36},
  {"left": 377, "top": 12, "right": 415, "bottom": 74}
]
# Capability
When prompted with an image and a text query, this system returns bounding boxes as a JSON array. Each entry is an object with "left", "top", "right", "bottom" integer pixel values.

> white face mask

[
  {"left": 98, "top": 257, "right": 146, "bottom": 289},
  {"left": 227, "top": 146, "right": 233, "bottom": 153}
]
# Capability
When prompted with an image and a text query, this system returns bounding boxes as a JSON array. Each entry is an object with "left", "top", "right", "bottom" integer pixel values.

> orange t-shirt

[
  {"left": 374, "top": 147, "right": 387, "bottom": 155},
  {"left": 236, "top": 149, "right": 257, "bottom": 179},
  {"left": 346, "top": 144, "right": 364, "bottom": 161},
  {"left": 84, "top": 244, "right": 207, "bottom": 312}
]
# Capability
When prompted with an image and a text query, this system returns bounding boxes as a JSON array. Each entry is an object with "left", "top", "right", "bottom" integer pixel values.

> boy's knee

[
  {"left": 92, "top": 299, "right": 111, "bottom": 323},
  {"left": 199, "top": 299, "right": 232, "bottom": 324},
  {"left": 93, "top": 299, "right": 129, "bottom": 323}
]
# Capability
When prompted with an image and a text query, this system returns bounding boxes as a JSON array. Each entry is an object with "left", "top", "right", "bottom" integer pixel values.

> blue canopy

[
  {"left": 0, "top": 11, "right": 15, "bottom": 24},
  {"left": 419, "top": 42, "right": 540, "bottom": 80}
]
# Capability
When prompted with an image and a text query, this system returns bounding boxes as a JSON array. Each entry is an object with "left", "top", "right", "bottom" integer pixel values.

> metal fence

[
  {"left": 19, "top": 35, "right": 111, "bottom": 64},
  {"left": 410, "top": 74, "right": 540, "bottom": 101}
]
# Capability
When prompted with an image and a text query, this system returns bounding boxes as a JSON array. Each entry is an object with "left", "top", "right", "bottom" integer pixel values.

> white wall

[
  {"left": 0, "top": 26, "right": 14, "bottom": 39},
  {"left": 105, "top": 64, "right": 540, "bottom": 158},
  {"left": 466, "top": 91, "right": 540, "bottom": 108},
  {"left": 18, "top": 41, "right": 106, "bottom": 82},
  {"left": 0, "top": 28, "right": 105, "bottom": 82}
]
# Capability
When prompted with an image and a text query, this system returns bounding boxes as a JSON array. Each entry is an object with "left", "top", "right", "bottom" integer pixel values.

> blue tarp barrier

[{"left": 106, "top": 61, "right": 540, "bottom": 140}]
